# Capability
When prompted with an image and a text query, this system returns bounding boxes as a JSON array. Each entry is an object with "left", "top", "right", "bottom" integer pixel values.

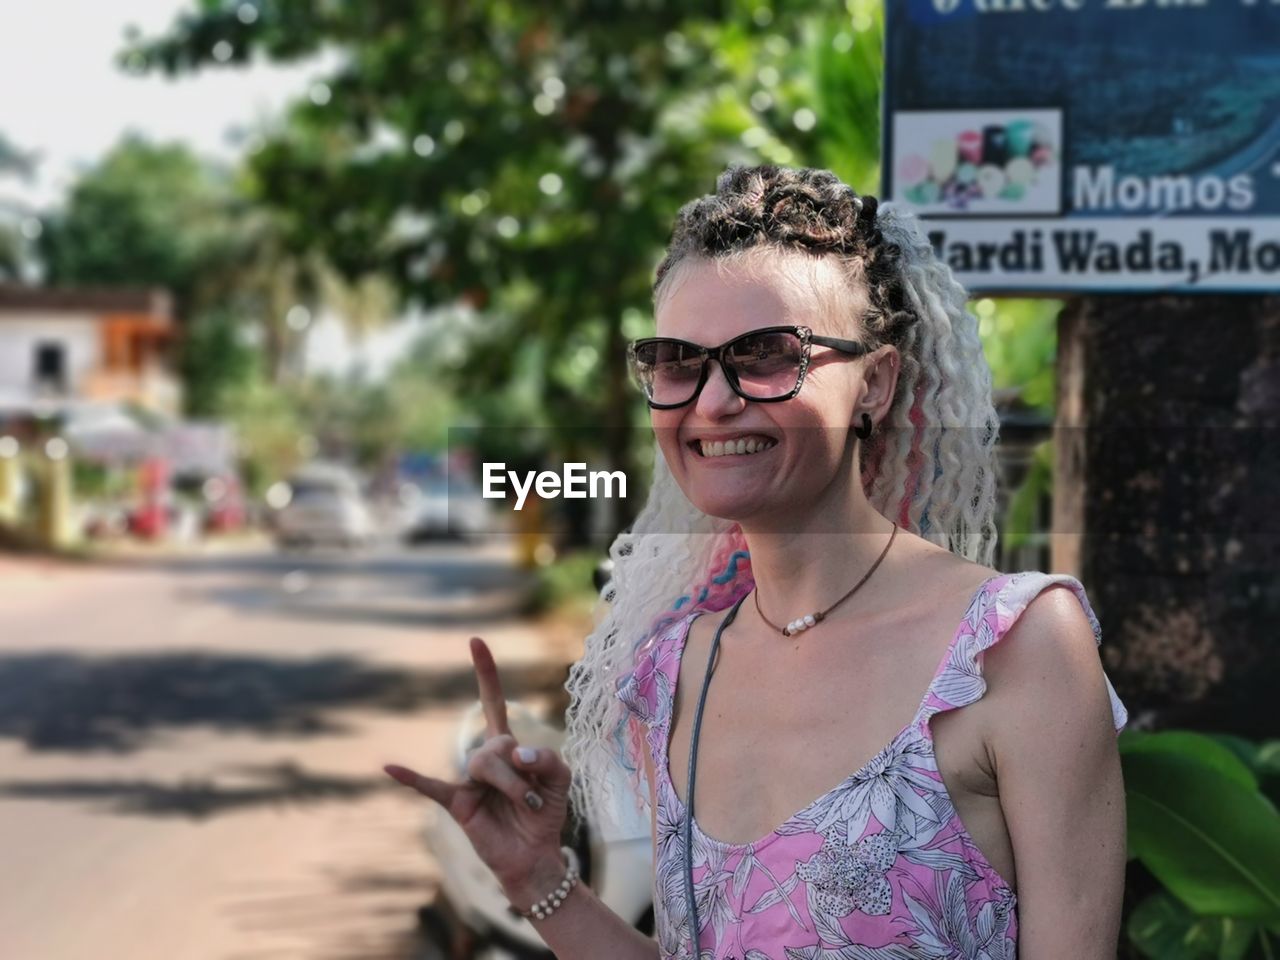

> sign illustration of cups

[{"left": 898, "top": 117, "right": 1056, "bottom": 210}]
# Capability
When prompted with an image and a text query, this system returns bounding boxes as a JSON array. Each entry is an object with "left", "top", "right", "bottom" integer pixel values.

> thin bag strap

[{"left": 683, "top": 590, "right": 749, "bottom": 954}]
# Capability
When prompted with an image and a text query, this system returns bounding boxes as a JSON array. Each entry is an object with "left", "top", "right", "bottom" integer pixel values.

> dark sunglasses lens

[
  {"left": 629, "top": 340, "right": 703, "bottom": 406},
  {"left": 726, "top": 331, "right": 804, "bottom": 399}
]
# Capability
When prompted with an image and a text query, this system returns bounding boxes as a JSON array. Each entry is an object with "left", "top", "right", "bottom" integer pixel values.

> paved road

[{"left": 0, "top": 537, "right": 579, "bottom": 960}]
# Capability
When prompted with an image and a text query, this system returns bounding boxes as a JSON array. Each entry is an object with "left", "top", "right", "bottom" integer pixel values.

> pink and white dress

[{"left": 615, "top": 571, "right": 1129, "bottom": 959}]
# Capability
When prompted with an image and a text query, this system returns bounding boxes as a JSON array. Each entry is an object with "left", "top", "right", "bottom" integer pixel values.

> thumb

[{"left": 384, "top": 763, "right": 457, "bottom": 806}]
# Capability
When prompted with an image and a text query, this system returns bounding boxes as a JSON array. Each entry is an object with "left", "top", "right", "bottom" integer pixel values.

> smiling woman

[
  {"left": 557, "top": 164, "right": 1129, "bottom": 959},
  {"left": 382, "top": 163, "right": 1127, "bottom": 960}
]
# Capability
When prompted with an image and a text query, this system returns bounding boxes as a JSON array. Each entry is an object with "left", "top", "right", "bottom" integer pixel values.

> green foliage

[
  {"left": 0, "top": 225, "right": 21, "bottom": 282},
  {"left": 1000, "top": 438, "right": 1051, "bottom": 552},
  {"left": 216, "top": 377, "right": 307, "bottom": 496},
  {"left": 1120, "top": 731, "right": 1280, "bottom": 959},
  {"left": 120, "top": 0, "right": 883, "bottom": 485},
  {"left": 527, "top": 547, "right": 603, "bottom": 618},
  {"left": 972, "top": 296, "right": 1061, "bottom": 410},
  {"left": 37, "top": 134, "right": 236, "bottom": 303},
  {"left": 180, "top": 308, "right": 257, "bottom": 417},
  {"left": 109, "top": 1, "right": 1070, "bottom": 523},
  {"left": 975, "top": 298, "right": 1061, "bottom": 537},
  {"left": 71, "top": 461, "right": 129, "bottom": 501},
  {"left": 287, "top": 368, "right": 460, "bottom": 469},
  {"left": 1128, "top": 891, "right": 1264, "bottom": 960},
  {"left": 809, "top": 2, "right": 883, "bottom": 191}
]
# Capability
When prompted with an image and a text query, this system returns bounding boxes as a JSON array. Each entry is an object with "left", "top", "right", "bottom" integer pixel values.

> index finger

[{"left": 470, "top": 636, "right": 511, "bottom": 737}]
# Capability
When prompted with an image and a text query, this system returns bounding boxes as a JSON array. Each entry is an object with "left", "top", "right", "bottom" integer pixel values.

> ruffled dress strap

[
  {"left": 922, "top": 571, "right": 1128, "bottom": 734},
  {"left": 615, "top": 610, "right": 699, "bottom": 729}
]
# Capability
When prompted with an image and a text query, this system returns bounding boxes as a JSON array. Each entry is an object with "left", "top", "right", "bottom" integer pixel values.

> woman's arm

[
  {"left": 496, "top": 732, "right": 661, "bottom": 959},
  {"left": 499, "top": 853, "right": 660, "bottom": 959},
  {"left": 981, "top": 585, "right": 1127, "bottom": 959}
]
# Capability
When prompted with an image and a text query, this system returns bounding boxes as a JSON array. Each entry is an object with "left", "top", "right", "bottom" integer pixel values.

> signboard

[{"left": 882, "top": 0, "right": 1280, "bottom": 294}]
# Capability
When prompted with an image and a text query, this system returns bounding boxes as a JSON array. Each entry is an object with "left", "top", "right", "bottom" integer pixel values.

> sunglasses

[{"left": 626, "top": 324, "right": 869, "bottom": 409}]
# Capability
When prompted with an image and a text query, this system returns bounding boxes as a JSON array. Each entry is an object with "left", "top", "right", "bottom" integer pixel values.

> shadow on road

[
  {"left": 124, "top": 543, "right": 542, "bottom": 629},
  {"left": 0, "top": 760, "right": 394, "bottom": 820},
  {"left": 97, "top": 543, "right": 529, "bottom": 588},
  {"left": 196, "top": 594, "right": 536, "bottom": 629},
  {"left": 0, "top": 650, "right": 568, "bottom": 752},
  {"left": 221, "top": 858, "right": 443, "bottom": 960}
]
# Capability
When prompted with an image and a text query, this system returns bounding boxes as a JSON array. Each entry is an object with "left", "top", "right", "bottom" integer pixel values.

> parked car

[
  {"left": 273, "top": 463, "right": 374, "bottom": 550},
  {"left": 401, "top": 474, "right": 493, "bottom": 544}
]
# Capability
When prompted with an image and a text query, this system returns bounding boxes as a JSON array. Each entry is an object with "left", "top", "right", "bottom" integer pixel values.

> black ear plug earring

[{"left": 854, "top": 412, "right": 874, "bottom": 440}]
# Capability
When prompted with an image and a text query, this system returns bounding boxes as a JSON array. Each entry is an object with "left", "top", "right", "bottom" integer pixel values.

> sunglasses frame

[{"left": 626, "top": 324, "right": 870, "bottom": 410}]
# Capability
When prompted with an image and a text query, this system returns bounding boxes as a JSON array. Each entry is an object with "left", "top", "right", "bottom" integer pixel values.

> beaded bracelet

[{"left": 515, "top": 845, "right": 581, "bottom": 921}]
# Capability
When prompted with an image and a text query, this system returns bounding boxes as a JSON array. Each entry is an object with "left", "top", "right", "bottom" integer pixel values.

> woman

[{"left": 385, "top": 164, "right": 1129, "bottom": 958}]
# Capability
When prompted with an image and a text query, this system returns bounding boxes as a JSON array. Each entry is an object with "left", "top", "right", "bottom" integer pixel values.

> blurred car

[
  {"left": 273, "top": 463, "right": 374, "bottom": 549},
  {"left": 401, "top": 474, "right": 492, "bottom": 544}
]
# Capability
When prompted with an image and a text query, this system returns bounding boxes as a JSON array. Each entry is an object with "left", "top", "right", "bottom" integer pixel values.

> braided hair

[{"left": 561, "top": 163, "right": 1001, "bottom": 836}]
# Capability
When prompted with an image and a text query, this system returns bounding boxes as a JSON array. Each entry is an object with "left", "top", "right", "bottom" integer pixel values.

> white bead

[{"left": 803, "top": 614, "right": 816, "bottom": 627}]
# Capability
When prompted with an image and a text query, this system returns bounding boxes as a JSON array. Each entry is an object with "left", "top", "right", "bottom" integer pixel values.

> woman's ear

[{"left": 852, "top": 346, "right": 900, "bottom": 428}]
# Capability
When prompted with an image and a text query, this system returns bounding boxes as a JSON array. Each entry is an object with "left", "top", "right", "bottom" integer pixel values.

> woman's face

[{"left": 651, "top": 256, "right": 880, "bottom": 529}]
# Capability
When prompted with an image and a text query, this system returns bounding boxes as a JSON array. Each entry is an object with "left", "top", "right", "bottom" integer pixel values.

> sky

[
  {"left": 0, "top": 0, "right": 331, "bottom": 210},
  {"left": 0, "top": 0, "right": 414, "bottom": 379}
]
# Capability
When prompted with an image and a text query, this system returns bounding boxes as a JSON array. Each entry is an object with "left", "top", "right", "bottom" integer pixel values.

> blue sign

[{"left": 882, "top": 0, "right": 1280, "bottom": 293}]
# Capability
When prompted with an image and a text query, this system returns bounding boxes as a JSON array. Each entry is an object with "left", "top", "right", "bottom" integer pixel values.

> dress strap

[{"left": 919, "top": 571, "right": 1128, "bottom": 732}]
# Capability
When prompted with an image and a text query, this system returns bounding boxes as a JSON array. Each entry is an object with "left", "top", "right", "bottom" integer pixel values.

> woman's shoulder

[
  {"left": 895, "top": 548, "right": 1003, "bottom": 616},
  {"left": 969, "top": 568, "right": 1129, "bottom": 733}
]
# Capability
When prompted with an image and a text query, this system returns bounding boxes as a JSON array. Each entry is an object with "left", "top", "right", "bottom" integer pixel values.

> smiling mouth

[{"left": 688, "top": 437, "right": 779, "bottom": 459}]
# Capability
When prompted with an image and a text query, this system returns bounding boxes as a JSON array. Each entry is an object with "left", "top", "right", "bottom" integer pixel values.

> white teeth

[{"left": 697, "top": 437, "right": 776, "bottom": 458}]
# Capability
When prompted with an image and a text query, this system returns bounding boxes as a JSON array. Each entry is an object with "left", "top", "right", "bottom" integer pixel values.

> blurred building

[{"left": 0, "top": 284, "right": 180, "bottom": 424}]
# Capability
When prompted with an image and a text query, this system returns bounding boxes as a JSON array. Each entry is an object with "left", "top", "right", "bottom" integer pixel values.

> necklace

[{"left": 752, "top": 520, "right": 898, "bottom": 637}]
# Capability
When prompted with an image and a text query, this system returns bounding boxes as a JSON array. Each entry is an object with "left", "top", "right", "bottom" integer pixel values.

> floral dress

[{"left": 614, "top": 571, "right": 1129, "bottom": 959}]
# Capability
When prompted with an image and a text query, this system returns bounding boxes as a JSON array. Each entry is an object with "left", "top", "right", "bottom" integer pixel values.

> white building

[{"left": 0, "top": 285, "right": 181, "bottom": 421}]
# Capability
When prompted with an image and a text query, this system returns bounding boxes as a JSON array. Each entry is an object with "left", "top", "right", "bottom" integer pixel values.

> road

[{"left": 0, "top": 537, "right": 584, "bottom": 960}]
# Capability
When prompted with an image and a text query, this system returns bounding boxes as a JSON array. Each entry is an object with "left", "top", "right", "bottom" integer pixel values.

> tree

[
  {"left": 179, "top": 307, "right": 257, "bottom": 417},
  {"left": 123, "top": 0, "right": 879, "bottom": 537},
  {"left": 0, "top": 132, "right": 37, "bottom": 180},
  {"left": 32, "top": 135, "right": 262, "bottom": 416},
  {"left": 0, "top": 131, "right": 40, "bottom": 280},
  {"left": 37, "top": 134, "right": 235, "bottom": 306},
  {"left": 34, "top": 133, "right": 402, "bottom": 409}
]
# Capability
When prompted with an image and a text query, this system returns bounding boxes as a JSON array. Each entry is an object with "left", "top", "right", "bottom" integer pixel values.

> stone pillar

[
  {"left": 1054, "top": 295, "right": 1280, "bottom": 737},
  {"left": 36, "top": 446, "right": 77, "bottom": 550},
  {"left": 0, "top": 448, "right": 20, "bottom": 526}
]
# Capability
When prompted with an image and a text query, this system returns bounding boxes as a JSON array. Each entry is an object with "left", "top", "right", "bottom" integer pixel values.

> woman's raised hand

[{"left": 382, "top": 636, "right": 573, "bottom": 892}]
